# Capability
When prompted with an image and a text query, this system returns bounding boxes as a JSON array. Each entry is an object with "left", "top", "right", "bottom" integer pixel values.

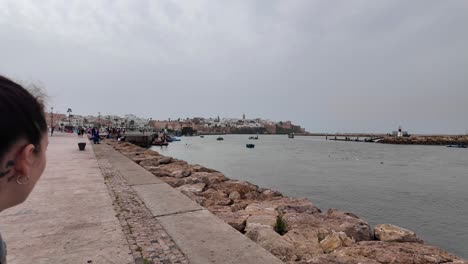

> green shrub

[{"left": 274, "top": 215, "right": 287, "bottom": 235}]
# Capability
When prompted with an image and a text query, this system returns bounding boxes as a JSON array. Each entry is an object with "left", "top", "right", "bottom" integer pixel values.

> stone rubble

[{"left": 106, "top": 140, "right": 467, "bottom": 264}]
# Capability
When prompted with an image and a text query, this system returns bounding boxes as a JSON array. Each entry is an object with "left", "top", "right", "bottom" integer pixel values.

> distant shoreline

[{"left": 198, "top": 132, "right": 467, "bottom": 137}]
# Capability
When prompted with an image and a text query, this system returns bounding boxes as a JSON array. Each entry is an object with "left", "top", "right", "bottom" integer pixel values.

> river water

[{"left": 153, "top": 135, "right": 468, "bottom": 258}]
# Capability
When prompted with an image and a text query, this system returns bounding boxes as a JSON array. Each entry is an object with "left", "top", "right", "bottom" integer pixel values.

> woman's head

[{"left": 0, "top": 75, "right": 48, "bottom": 212}]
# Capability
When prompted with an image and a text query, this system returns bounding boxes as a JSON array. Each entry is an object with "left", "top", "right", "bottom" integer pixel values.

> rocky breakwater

[
  {"left": 106, "top": 140, "right": 466, "bottom": 264},
  {"left": 380, "top": 135, "right": 468, "bottom": 145}
]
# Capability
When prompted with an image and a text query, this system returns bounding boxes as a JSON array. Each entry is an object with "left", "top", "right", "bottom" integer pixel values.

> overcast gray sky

[{"left": 1, "top": 0, "right": 467, "bottom": 134}]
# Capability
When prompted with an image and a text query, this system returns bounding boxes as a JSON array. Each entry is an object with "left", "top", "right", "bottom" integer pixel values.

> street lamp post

[{"left": 50, "top": 107, "right": 54, "bottom": 136}]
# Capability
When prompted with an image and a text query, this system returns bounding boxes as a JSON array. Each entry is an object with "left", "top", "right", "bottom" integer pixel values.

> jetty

[
  {"left": 125, "top": 133, "right": 156, "bottom": 148},
  {"left": 326, "top": 135, "right": 384, "bottom": 143}
]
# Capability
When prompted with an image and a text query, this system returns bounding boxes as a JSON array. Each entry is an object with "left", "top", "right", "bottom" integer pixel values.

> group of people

[
  {"left": 75, "top": 126, "right": 127, "bottom": 144},
  {"left": 105, "top": 127, "right": 126, "bottom": 141}
]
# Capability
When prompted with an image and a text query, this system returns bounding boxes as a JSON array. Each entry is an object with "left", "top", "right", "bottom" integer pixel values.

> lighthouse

[{"left": 398, "top": 126, "right": 402, "bottom": 137}]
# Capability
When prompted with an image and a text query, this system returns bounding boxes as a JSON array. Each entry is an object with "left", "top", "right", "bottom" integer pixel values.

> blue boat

[
  {"left": 246, "top": 144, "right": 255, "bottom": 148},
  {"left": 165, "top": 136, "right": 181, "bottom": 142},
  {"left": 447, "top": 144, "right": 467, "bottom": 148}
]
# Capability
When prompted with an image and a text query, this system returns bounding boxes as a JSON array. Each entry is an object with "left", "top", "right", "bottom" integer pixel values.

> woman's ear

[{"left": 14, "top": 144, "right": 36, "bottom": 178}]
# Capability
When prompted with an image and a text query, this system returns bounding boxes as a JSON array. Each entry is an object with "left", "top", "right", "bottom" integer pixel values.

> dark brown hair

[{"left": 0, "top": 75, "right": 47, "bottom": 162}]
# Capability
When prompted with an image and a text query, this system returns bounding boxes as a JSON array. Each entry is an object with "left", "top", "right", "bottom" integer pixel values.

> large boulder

[
  {"left": 262, "top": 189, "right": 283, "bottom": 199},
  {"left": 176, "top": 183, "right": 206, "bottom": 195},
  {"left": 133, "top": 156, "right": 160, "bottom": 166},
  {"left": 283, "top": 228, "right": 323, "bottom": 261},
  {"left": 157, "top": 161, "right": 189, "bottom": 173},
  {"left": 306, "top": 253, "right": 380, "bottom": 264},
  {"left": 326, "top": 209, "right": 373, "bottom": 242},
  {"left": 245, "top": 210, "right": 278, "bottom": 229},
  {"left": 143, "top": 150, "right": 161, "bottom": 156},
  {"left": 190, "top": 172, "right": 229, "bottom": 187},
  {"left": 172, "top": 169, "right": 192, "bottom": 178},
  {"left": 320, "top": 231, "right": 354, "bottom": 253},
  {"left": 334, "top": 241, "right": 466, "bottom": 264},
  {"left": 283, "top": 210, "right": 372, "bottom": 243},
  {"left": 245, "top": 227, "right": 297, "bottom": 262},
  {"left": 230, "top": 200, "right": 252, "bottom": 212},
  {"left": 179, "top": 189, "right": 207, "bottom": 205},
  {"left": 213, "top": 210, "right": 250, "bottom": 232},
  {"left": 213, "top": 180, "right": 260, "bottom": 198},
  {"left": 159, "top": 176, "right": 184, "bottom": 187},
  {"left": 138, "top": 156, "right": 175, "bottom": 167},
  {"left": 200, "top": 189, "right": 232, "bottom": 206},
  {"left": 144, "top": 166, "right": 173, "bottom": 177},
  {"left": 158, "top": 156, "right": 173, "bottom": 165},
  {"left": 190, "top": 165, "right": 219, "bottom": 173},
  {"left": 161, "top": 172, "right": 228, "bottom": 188},
  {"left": 374, "top": 224, "right": 423, "bottom": 243},
  {"left": 246, "top": 197, "right": 321, "bottom": 215}
]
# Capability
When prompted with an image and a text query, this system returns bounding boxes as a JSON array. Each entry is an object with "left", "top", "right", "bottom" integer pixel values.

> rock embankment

[
  {"left": 106, "top": 140, "right": 466, "bottom": 264},
  {"left": 380, "top": 135, "right": 468, "bottom": 145}
]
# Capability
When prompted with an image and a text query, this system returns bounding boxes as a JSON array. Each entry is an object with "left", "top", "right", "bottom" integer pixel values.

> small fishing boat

[
  {"left": 288, "top": 133, "right": 295, "bottom": 139},
  {"left": 246, "top": 143, "right": 255, "bottom": 148},
  {"left": 217, "top": 137, "right": 224, "bottom": 141},
  {"left": 447, "top": 144, "right": 467, "bottom": 148},
  {"left": 200, "top": 135, "right": 205, "bottom": 138},
  {"left": 249, "top": 136, "right": 259, "bottom": 140},
  {"left": 170, "top": 136, "right": 181, "bottom": 141}
]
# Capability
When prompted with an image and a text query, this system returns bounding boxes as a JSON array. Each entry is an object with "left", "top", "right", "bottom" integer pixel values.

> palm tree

[{"left": 67, "top": 108, "right": 72, "bottom": 126}]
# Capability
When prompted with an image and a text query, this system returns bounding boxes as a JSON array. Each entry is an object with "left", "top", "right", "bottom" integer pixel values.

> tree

[{"left": 67, "top": 108, "right": 72, "bottom": 126}]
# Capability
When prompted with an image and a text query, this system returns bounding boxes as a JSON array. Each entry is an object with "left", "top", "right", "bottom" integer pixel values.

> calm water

[{"left": 153, "top": 135, "right": 468, "bottom": 258}]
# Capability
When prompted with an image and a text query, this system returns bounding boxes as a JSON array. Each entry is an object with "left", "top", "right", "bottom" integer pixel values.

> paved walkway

[
  {"left": 0, "top": 133, "right": 133, "bottom": 264},
  {"left": 0, "top": 133, "right": 282, "bottom": 264}
]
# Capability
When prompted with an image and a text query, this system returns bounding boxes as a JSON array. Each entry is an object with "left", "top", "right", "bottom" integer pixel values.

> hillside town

[{"left": 44, "top": 111, "right": 307, "bottom": 135}]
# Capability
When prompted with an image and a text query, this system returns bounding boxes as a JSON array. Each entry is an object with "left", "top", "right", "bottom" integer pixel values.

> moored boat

[
  {"left": 447, "top": 144, "right": 467, "bottom": 148},
  {"left": 217, "top": 137, "right": 224, "bottom": 141},
  {"left": 246, "top": 143, "right": 255, "bottom": 148},
  {"left": 170, "top": 136, "right": 181, "bottom": 141}
]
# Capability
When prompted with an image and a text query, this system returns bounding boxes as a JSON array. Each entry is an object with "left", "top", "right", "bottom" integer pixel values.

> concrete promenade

[
  {"left": 0, "top": 133, "right": 282, "bottom": 264},
  {"left": 0, "top": 133, "right": 133, "bottom": 264}
]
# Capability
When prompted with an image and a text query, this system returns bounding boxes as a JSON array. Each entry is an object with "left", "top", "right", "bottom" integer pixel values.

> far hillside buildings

[
  {"left": 149, "top": 116, "right": 306, "bottom": 134},
  {"left": 44, "top": 112, "right": 307, "bottom": 135}
]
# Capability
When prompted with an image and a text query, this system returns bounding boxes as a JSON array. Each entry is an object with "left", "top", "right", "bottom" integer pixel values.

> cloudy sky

[{"left": 0, "top": 0, "right": 467, "bottom": 134}]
